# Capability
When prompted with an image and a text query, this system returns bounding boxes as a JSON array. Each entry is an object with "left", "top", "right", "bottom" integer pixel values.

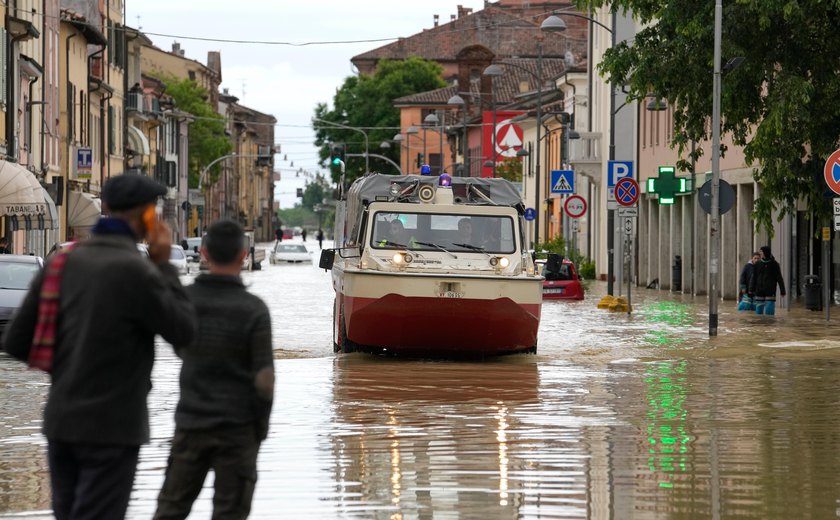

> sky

[{"left": 125, "top": 1, "right": 487, "bottom": 209}]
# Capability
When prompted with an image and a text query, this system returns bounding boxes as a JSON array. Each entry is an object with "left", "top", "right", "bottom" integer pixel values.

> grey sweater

[{"left": 175, "top": 274, "right": 274, "bottom": 439}]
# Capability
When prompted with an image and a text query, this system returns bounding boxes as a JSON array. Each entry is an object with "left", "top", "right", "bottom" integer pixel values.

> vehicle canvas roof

[{"left": 347, "top": 174, "right": 524, "bottom": 210}]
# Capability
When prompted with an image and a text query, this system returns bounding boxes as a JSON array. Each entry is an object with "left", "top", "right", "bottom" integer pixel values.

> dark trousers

[
  {"left": 47, "top": 440, "right": 140, "bottom": 520},
  {"left": 154, "top": 425, "right": 260, "bottom": 520}
]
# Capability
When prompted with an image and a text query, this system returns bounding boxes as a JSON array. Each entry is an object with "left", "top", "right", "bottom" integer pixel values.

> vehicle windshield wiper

[
  {"left": 413, "top": 241, "right": 457, "bottom": 258},
  {"left": 452, "top": 243, "right": 491, "bottom": 257}
]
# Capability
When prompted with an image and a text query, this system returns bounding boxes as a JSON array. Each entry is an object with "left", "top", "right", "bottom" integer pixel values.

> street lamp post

[
  {"left": 313, "top": 118, "right": 369, "bottom": 174},
  {"left": 542, "top": 12, "right": 617, "bottom": 294},
  {"left": 447, "top": 94, "right": 468, "bottom": 176},
  {"left": 709, "top": 0, "right": 723, "bottom": 336},
  {"left": 424, "top": 112, "right": 440, "bottom": 173},
  {"left": 482, "top": 64, "right": 503, "bottom": 177}
]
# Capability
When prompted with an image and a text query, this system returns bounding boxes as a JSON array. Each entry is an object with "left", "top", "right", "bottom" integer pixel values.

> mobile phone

[{"left": 143, "top": 204, "right": 158, "bottom": 235}]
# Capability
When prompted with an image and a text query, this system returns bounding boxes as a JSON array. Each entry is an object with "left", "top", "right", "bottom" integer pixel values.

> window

[
  {"left": 370, "top": 212, "right": 516, "bottom": 254},
  {"left": 108, "top": 105, "right": 114, "bottom": 154},
  {"left": 0, "top": 28, "right": 7, "bottom": 107}
]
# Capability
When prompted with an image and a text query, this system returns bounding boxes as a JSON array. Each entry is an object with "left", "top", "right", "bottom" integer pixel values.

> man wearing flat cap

[{"left": 2, "top": 174, "right": 197, "bottom": 520}]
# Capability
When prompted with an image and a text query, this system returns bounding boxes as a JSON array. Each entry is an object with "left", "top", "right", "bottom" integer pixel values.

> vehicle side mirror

[{"left": 319, "top": 249, "right": 335, "bottom": 271}]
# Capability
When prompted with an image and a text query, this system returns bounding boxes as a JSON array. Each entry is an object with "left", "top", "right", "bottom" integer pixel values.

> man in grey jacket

[{"left": 2, "top": 175, "right": 196, "bottom": 520}]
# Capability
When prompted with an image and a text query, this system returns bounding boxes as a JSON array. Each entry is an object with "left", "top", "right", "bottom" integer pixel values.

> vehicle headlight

[
  {"left": 392, "top": 252, "right": 412, "bottom": 265},
  {"left": 490, "top": 257, "right": 510, "bottom": 268}
]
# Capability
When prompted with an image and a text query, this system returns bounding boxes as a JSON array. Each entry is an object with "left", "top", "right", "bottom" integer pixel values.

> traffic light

[
  {"left": 330, "top": 143, "right": 345, "bottom": 166},
  {"left": 416, "top": 153, "right": 425, "bottom": 168},
  {"left": 647, "top": 166, "right": 690, "bottom": 205}
]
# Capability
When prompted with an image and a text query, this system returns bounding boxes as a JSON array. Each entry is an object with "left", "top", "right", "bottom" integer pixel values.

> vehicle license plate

[
  {"left": 442, "top": 291, "right": 464, "bottom": 298},
  {"left": 544, "top": 288, "right": 565, "bottom": 294}
]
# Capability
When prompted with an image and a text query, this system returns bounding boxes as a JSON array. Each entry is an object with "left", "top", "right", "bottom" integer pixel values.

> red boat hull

[{"left": 342, "top": 293, "right": 540, "bottom": 355}]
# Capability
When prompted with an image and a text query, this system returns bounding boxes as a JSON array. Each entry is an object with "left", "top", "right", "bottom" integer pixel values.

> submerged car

[
  {"left": 269, "top": 242, "right": 312, "bottom": 264},
  {"left": 0, "top": 255, "right": 44, "bottom": 335},
  {"left": 535, "top": 254, "right": 584, "bottom": 300}
]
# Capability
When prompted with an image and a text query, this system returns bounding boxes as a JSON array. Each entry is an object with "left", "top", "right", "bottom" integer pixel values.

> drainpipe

[
  {"left": 64, "top": 32, "right": 76, "bottom": 240},
  {"left": 99, "top": 91, "right": 112, "bottom": 189},
  {"left": 27, "top": 72, "right": 40, "bottom": 168},
  {"left": 7, "top": 32, "right": 31, "bottom": 161},
  {"left": 88, "top": 46, "right": 106, "bottom": 188}
]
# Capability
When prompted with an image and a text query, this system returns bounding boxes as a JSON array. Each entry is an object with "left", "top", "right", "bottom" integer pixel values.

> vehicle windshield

[
  {"left": 185, "top": 238, "right": 202, "bottom": 250},
  {"left": 170, "top": 247, "right": 185, "bottom": 260},
  {"left": 371, "top": 212, "right": 516, "bottom": 254},
  {"left": 276, "top": 244, "right": 307, "bottom": 253},
  {"left": 0, "top": 262, "right": 40, "bottom": 290}
]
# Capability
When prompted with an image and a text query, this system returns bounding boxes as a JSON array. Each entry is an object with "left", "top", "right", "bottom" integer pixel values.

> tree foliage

[
  {"left": 300, "top": 174, "right": 332, "bottom": 211},
  {"left": 576, "top": 0, "right": 840, "bottom": 234},
  {"left": 159, "top": 75, "right": 232, "bottom": 188},
  {"left": 313, "top": 57, "right": 446, "bottom": 186}
]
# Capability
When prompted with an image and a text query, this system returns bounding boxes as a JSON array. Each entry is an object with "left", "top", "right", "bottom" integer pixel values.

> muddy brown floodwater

[{"left": 2, "top": 241, "right": 840, "bottom": 519}]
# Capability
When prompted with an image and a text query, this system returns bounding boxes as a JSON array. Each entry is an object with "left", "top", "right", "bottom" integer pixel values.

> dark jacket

[
  {"left": 175, "top": 274, "right": 274, "bottom": 439},
  {"left": 739, "top": 261, "right": 754, "bottom": 290},
  {"left": 750, "top": 256, "right": 786, "bottom": 298},
  {"left": 2, "top": 233, "right": 196, "bottom": 446}
]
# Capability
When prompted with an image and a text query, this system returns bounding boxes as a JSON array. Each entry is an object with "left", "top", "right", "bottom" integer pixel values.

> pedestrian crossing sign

[{"left": 550, "top": 170, "right": 574, "bottom": 195}]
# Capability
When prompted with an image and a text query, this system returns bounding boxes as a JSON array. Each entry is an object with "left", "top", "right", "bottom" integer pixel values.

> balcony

[
  {"left": 569, "top": 131, "right": 602, "bottom": 182},
  {"left": 126, "top": 91, "right": 142, "bottom": 114}
]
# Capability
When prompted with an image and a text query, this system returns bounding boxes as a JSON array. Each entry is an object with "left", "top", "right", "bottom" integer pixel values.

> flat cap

[{"left": 102, "top": 174, "right": 167, "bottom": 211}]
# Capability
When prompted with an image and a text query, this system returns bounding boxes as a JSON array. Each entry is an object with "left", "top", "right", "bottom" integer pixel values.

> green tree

[
  {"left": 313, "top": 57, "right": 446, "bottom": 185},
  {"left": 576, "top": 0, "right": 840, "bottom": 234},
  {"left": 157, "top": 74, "right": 232, "bottom": 188},
  {"left": 301, "top": 174, "right": 332, "bottom": 211}
]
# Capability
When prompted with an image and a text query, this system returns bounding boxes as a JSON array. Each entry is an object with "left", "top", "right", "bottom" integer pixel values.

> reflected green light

[{"left": 645, "top": 359, "right": 690, "bottom": 491}]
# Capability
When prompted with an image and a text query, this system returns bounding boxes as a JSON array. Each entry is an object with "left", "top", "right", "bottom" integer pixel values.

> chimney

[
  {"left": 434, "top": 14, "right": 439, "bottom": 27},
  {"left": 451, "top": 14, "right": 456, "bottom": 22},
  {"left": 172, "top": 42, "right": 180, "bottom": 55},
  {"left": 223, "top": 88, "right": 229, "bottom": 95},
  {"left": 457, "top": 5, "right": 473, "bottom": 18}
]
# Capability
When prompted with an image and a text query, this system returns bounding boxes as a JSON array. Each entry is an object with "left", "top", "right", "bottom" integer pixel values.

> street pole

[
  {"left": 534, "top": 38, "right": 543, "bottom": 248},
  {"left": 491, "top": 82, "right": 497, "bottom": 177},
  {"left": 438, "top": 111, "right": 444, "bottom": 174},
  {"left": 709, "top": 0, "right": 722, "bottom": 336},
  {"left": 607, "top": 14, "right": 617, "bottom": 296},
  {"left": 463, "top": 108, "right": 469, "bottom": 177}
]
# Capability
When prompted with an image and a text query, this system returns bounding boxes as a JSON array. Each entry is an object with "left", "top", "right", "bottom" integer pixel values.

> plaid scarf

[{"left": 28, "top": 245, "right": 75, "bottom": 372}]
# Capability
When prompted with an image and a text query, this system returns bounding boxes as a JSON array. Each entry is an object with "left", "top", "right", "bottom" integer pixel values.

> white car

[
  {"left": 270, "top": 242, "right": 312, "bottom": 264},
  {"left": 168, "top": 245, "right": 190, "bottom": 275}
]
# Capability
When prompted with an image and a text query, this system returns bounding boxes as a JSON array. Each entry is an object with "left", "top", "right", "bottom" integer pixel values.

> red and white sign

[
  {"left": 824, "top": 148, "right": 840, "bottom": 195},
  {"left": 481, "top": 111, "right": 525, "bottom": 177},
  {"left": 615, "top": 177, "right": 640, "bottom": 207},
  {"left": 564, "top": 195, "right": 587, "bottom": 219}
]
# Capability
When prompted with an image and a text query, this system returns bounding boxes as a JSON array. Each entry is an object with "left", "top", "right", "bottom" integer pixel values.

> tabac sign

[
  {"left": 0, "top": 203, "right": 46, "bottom": 216},
  {"left": 74, "top": 147, "right": 93, "bottom": 180}
]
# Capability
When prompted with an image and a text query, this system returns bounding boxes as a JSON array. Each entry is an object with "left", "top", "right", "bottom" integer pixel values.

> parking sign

[{"left": 608, "top": 161, "right": 634, "bottom": 187}]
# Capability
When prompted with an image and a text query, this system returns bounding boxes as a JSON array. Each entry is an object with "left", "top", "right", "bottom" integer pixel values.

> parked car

[
  {"left": 169, "top": 245, "right": 190, "bottom": 275},
  {"left": 270, "top": 242, "right": 312, "bottom": 264},
  {"left": 535, "top": 253, "right": 585, "bottom": 300},
  {"left": 0, "top": 255, "right": 44, "bottom": 336}
]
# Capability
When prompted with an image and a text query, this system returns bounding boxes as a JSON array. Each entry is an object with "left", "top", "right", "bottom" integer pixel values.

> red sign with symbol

[
  {"left": 615, "top": 177, "right": 640, "bottom": 207},
  {"left": 482, "top": 111, "right": 525, "bottom": 177},
  {"left": 824, "top": 148, "right": 840, "bottom": 195},
  {"left": 564, "top": 195, "right": 587, "bottom": 219}
]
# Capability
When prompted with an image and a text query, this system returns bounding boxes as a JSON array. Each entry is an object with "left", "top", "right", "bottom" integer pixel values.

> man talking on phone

[{"left": 2, "top": 174, "right": 196, "bottom": 520}]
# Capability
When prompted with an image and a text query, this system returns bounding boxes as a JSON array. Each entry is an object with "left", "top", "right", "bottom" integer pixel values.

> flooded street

[{"left": 2, "top": 241, "right": 840, "bottom": 518}]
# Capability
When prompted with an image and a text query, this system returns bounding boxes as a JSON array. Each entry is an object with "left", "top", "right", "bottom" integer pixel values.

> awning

[
  {"left": 127, "top": 125, "right": 151, "bottom": 156},
  {"left": 0, "top": 160, "right": 47, "bottom": 218},
  {"left": 67, "top": 190, "right": 102, "bottom": 228}
]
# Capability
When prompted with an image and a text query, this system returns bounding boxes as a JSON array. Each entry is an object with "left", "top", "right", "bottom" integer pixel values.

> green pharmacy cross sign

[{"left": 647, "top": 166, "right": 689, "bottom": 205}]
